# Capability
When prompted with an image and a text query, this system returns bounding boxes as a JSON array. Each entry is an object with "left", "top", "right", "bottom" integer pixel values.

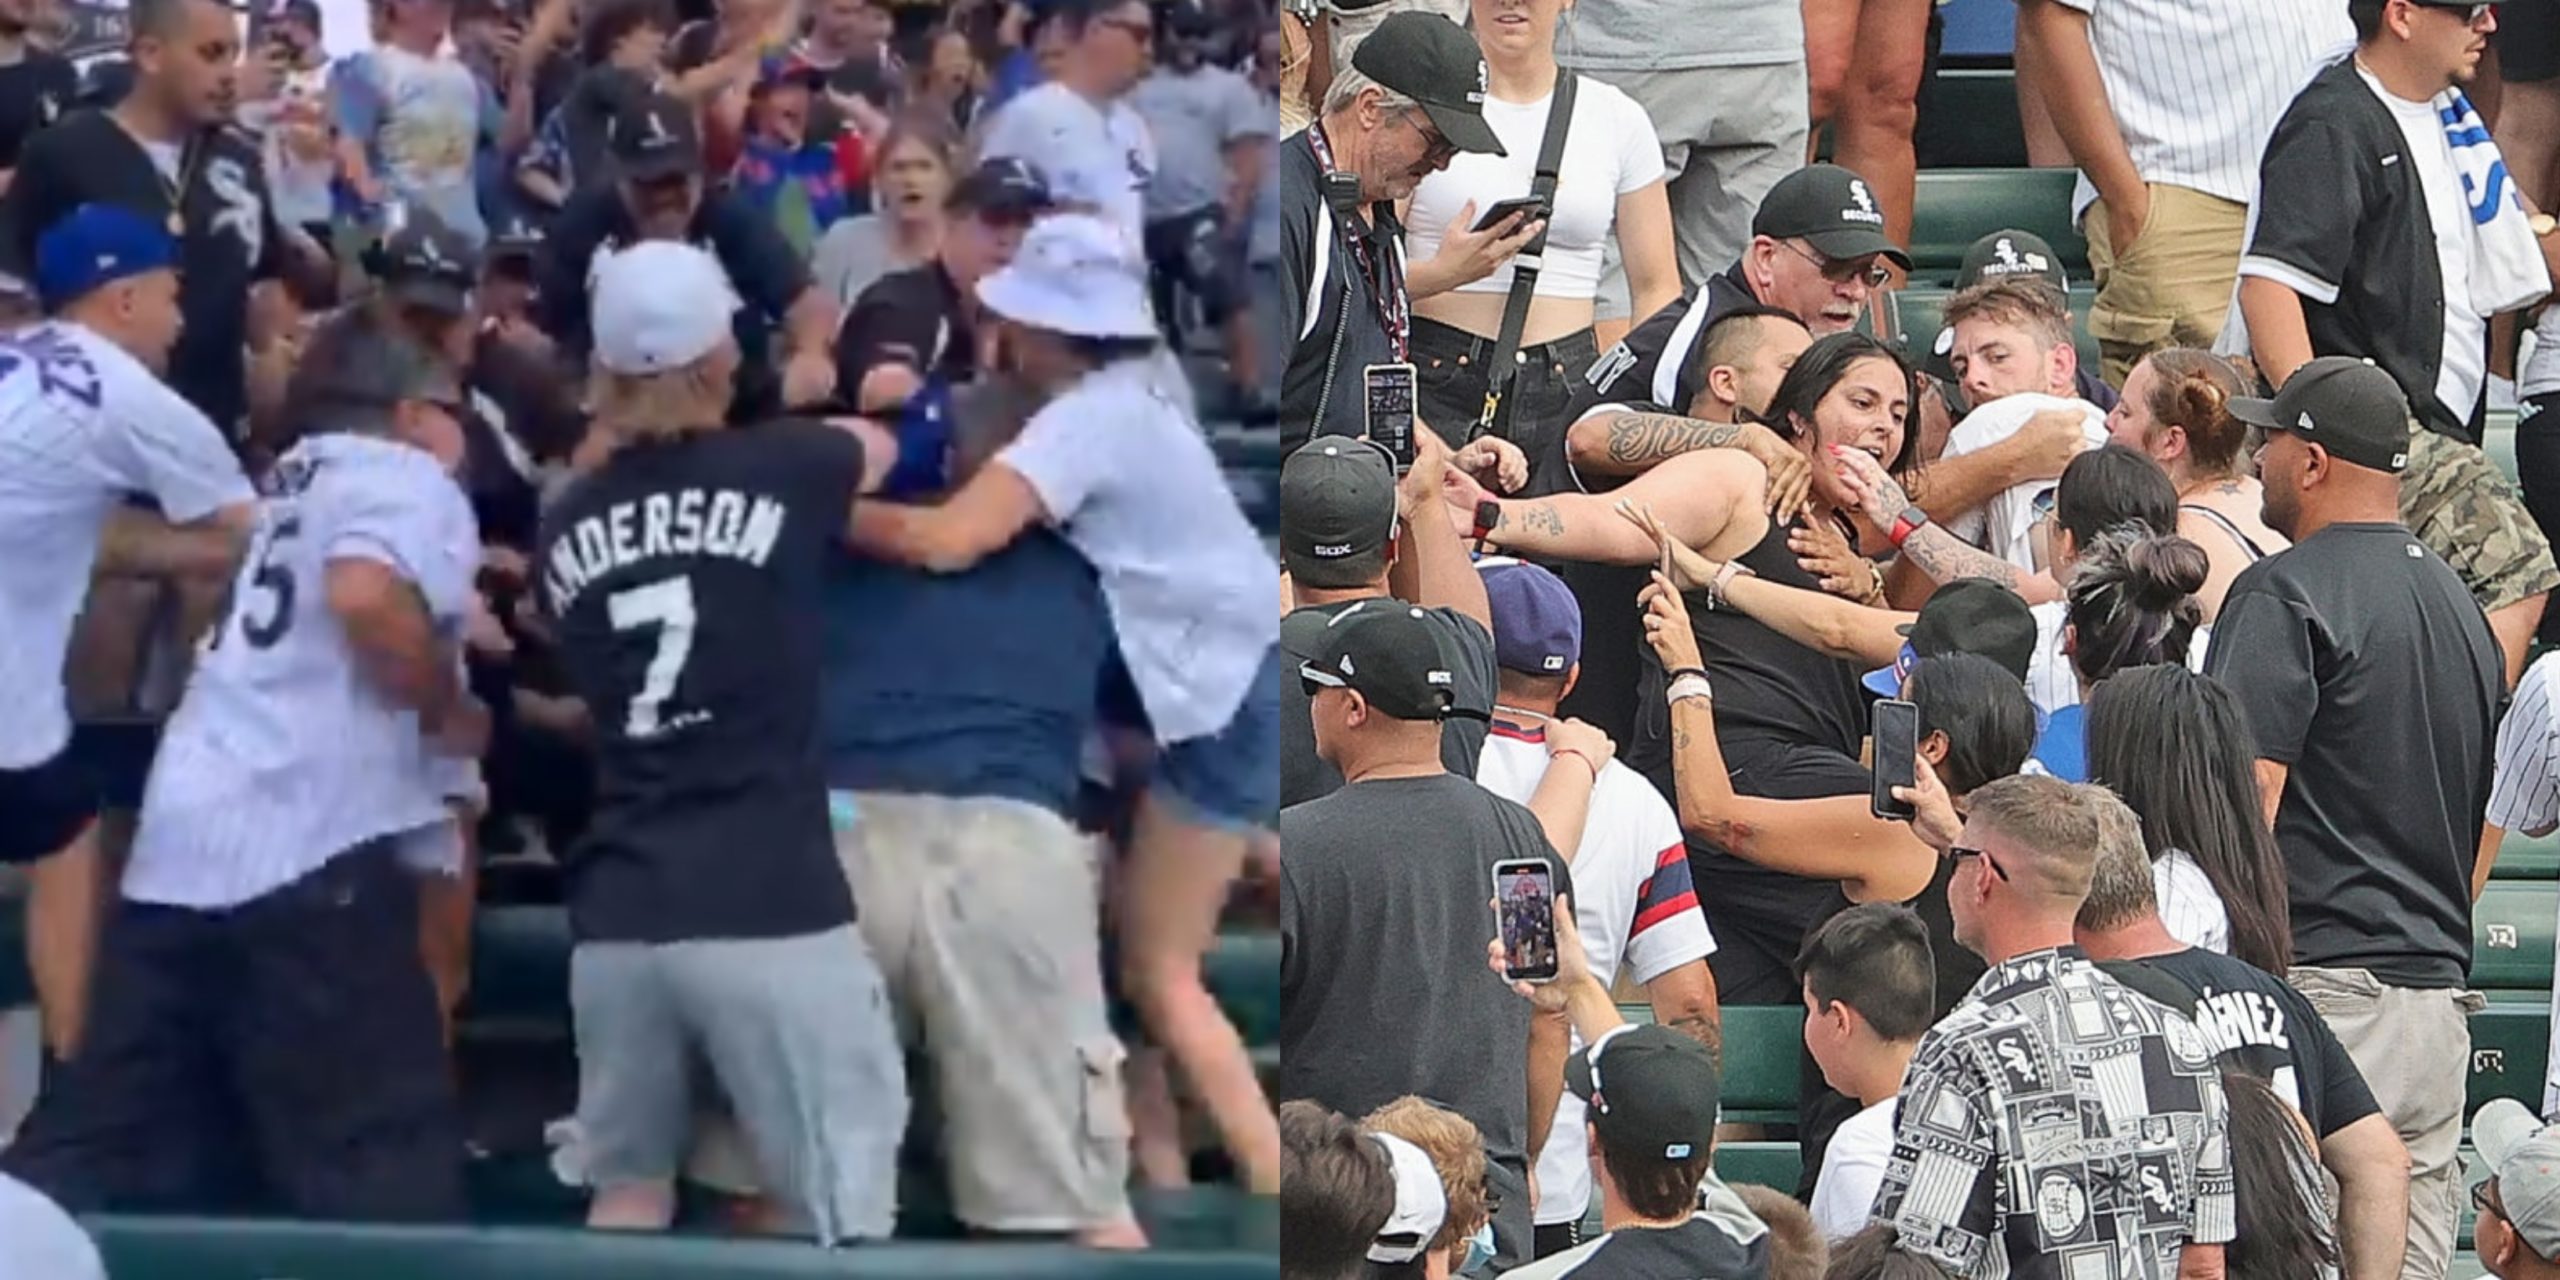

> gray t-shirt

[
  {"left": 1279, "top": 772, "right": 1569, "bottom": 1266},
  {"left": 1557, "top": 0, "right": 1803, "bottom": 71},
  {"left": 1128, "top": 64, "right": 1271, "bottom": 222},
  {"left": 810, "top": 215, "right": 922, "bottom": 310},
  {"left": 1279, "top": 600, "right": 1497, "bottom": 806}
]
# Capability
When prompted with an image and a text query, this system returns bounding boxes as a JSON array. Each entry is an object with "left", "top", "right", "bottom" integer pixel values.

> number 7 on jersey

[{"left": 609, "top": 577, "right": 698, "bottom": 737}]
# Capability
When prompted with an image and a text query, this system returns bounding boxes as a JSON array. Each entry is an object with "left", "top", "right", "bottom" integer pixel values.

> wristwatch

[
  {"left": 1888, "top": 504, "right": 1932, "bottom": 549},
  {"left": 1470, "top": 499, "right": 1502, "bottom": 544}
]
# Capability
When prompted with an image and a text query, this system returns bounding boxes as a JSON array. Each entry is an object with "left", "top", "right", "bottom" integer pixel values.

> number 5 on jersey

[
  {"left": 610, "top": 577, "right": 698, "bottom": 737},
  {"left": 208, "top": 514, "right": 301, "bottom": 651}
]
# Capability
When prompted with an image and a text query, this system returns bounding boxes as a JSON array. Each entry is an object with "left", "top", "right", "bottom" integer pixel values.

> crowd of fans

[
  {"left": 0, "top": 0, "right": 1290, "bottom": 1265},
  {"left": 1277, "top": 0, "right": 2560, "bottom": 1277}
]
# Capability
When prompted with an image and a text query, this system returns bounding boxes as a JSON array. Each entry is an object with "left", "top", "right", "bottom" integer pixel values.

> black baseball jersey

[
  {"left": 0, "top": 109, "right": 287, "bottom": 436},
  {"left": 537, "top": 420, "right": 867, "bottom": 945},
  {"left": 0, "top": 51, "right": 75, "bottom": 173}
]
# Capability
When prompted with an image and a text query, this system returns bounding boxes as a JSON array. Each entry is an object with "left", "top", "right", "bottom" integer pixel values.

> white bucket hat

[
  {"left": 590, "top": 240, "right": 742, "bottom": 375},
  {"left": 974, "top": 213, "right": 1158, "bottom": 341}
]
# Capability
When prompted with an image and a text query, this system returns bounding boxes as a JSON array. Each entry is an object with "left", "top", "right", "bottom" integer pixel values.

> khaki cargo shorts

[{"left": 2401, "top": 427, "right": 2560, "bottom": 615}]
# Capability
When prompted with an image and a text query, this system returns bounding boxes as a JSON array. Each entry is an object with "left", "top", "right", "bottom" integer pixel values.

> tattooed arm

[
  {"left": 1900, "top": 406, "right": 2091, "bottom": 521},
  {"left": 1832, "top": 445, "right": 2064, "bottom": 606},
  {"left": 1461, "top": 447, "right": 1762, "bottom": 564},
  {"left": 1565, "top": 407, "right": 1813, "bottom": 518}
]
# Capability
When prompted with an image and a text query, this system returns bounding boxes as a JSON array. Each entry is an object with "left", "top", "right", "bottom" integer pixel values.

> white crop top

[{"left": 1402, "top": 76, "right": 1665, "bottom": 302}]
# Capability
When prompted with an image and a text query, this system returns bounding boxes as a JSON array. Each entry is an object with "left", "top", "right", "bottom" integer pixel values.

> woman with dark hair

[
  {"left": 2030, "top": 525, "right": 2208, "bottom": 781},
  {"left": 1448, "top": 331, "right": 1918, "bottom": 1006},
  {"left": 2220, "top": 1070, "right": 2340, "bottom": 1280},
  {"left": 2086, "top": 663, "right": 2293, "bottom": 972},
  {"left": 2105, "top": 348, "right": 2289, "bottom": 619}
]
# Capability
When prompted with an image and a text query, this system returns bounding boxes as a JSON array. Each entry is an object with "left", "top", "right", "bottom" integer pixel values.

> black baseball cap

[
  {"left": 1862, "top": 578, "right": 2038, "bottom": 695},
  {"left": 1297, "top": 600, "right": 1470, "bottom": 723},
  {"left": 1921, "top": 230, "right": 2071, "bottom": 383},
  {"left": 609, "top": 92, "right": 702, "bottom": 183},
  {"left": 1281, "top": 436, "right": 1398, "bottom": 580},
  {"left": 1164, "top": 0, "right": 1219, "bottom": 38},
  {"left": 368, "top": 210, "right": 481, "bottom": 314},
  {"left": 949, "top": 157, "right": 1057, "bottom": 221},
  {"left": 1751, "top": 163, "right": 1912, "bottom": 271},
  {"left": 2228, "top": 356, "right": 2413, "bottom": 474},
  {"left": 1567, "top": 1025, "right": 1721, "bottom": 1163},
  {"left": 1349, "top": 12, "right": 1505, "bottom": 158},
  {"left": 488, "top": 211, "right": 545, "bottom": 261}
]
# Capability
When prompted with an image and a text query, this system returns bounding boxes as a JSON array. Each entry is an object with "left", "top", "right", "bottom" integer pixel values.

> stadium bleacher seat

[
  {"left": 85, "top": 1216, "right": 1277, "bottom": 1280},
  {"left": 2496, "top": 828, "right": 2560, "bottom": 881},
  {"left": 1618, "top": 1002, "right": 1800, "bottom": 1126},
  {"left": 2475, "top": 882, "right": 2559, "bottom": 990},
  {"left": 2468, "top": 993, "right": 2550, "bottom": 1118},
  {"left": 1907, "top": 169, "right": 2086, "bottom": 284},
  {"left": 1712, "top": 1140, "right": 1804, "bottom": 1195}
]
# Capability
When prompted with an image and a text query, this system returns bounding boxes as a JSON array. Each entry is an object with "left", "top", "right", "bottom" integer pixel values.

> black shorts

[
  {"left": 2501, "top": 0, "right": 2560, "bottom": 83},
  {"left": 0, "top": 744, "right": 99, "bottom": 865},
  {"left": 1144, "top": 207, "right": 1245, "bottom": 325}
]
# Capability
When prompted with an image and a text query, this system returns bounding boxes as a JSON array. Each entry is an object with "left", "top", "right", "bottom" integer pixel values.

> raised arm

[
  {"left": 1834, "top": 444, "right": 2062, "bottom": 605},
  {"left": 1451, "top": 446, "right": 1763, "bottom": 566},
  {"left": 1640, "top": 573, "right": 1936, "bottom": 904},
  {"left": 1387, "top": 425, "right": 1492, "bottom": 632},
  {"left": 1901, "top": 406, "right": 2087, "bottom": 522},
  {"left": 1563, "top": 407, "right": 1812, "bottom": 518}
]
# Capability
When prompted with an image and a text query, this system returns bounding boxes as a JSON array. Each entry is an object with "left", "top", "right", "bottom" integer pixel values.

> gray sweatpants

[{"left": 568, "top": 925, "right": 908, "bottom": 1244}]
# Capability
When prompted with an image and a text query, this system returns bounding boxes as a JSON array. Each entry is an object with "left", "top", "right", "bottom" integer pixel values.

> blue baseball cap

[
  {"left": 1480, "top": 557, "right": 1582, "bottom": 676},
  {"left": 36, "top": 204, "right": 177, "bottom": 312}
]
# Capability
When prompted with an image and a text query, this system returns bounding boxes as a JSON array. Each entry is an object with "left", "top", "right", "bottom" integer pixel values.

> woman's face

[
  {"left": 877, "top": 136, "right": 955, "bottom": 216},
  {"left": 2105, "top": 358, "right": 2170, "bottom": 461},
  {"left": 928, "top": 30, "right": 975, "bottom": 88},
  {"left": 1470, "top": 0, "right": 1566, "bottom": 59},
  {"left": 1800, "top": 356, "right": 1910, "bottom": 513}
]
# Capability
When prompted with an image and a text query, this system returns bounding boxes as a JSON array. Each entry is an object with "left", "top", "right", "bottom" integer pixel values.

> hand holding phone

[
  {"left": 1362, "top": 363, "right": 1417, "bottom": 474},
  {"left": 1871, "top": 697, "right": 1919, "bottom": 820},
  {"left": 1470, "top": 195, "right": 1547, "bottom": 235},
  {"left": 1494, "top": 858, "right": 1561, "bottom": 983}
]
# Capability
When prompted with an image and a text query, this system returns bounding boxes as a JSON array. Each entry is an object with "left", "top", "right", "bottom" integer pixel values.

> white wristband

[{"left": 1666, "top": 673, "right": 1713, "bottom": 706}]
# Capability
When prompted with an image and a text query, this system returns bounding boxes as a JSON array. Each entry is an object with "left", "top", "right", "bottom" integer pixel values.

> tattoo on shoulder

[{"left": 1603, "top": 413, "right": 1744, "bottom": 468}]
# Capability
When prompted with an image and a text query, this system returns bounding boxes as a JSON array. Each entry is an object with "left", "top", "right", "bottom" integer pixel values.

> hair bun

[{"left": 2124, "top": 534, "right": 2209, "bottom": 607}]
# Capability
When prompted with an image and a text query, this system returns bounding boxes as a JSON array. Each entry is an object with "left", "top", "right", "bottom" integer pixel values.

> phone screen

[
  {"left": 1470, "top": 196, "right": 1545, "bottom": 234},
  {"left": 1495, "top": 859, "right": 1560, "bottom": 983},
  {"left": 1871, "top": 698, "right": 1920, "bottom": 820},
  {"left": 1363, "top": 363, "right": 1417, "bottom": 474}
]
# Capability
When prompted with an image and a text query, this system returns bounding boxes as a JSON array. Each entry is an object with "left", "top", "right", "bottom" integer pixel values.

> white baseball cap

[
  {"left": 590, "top": 241, "right": 741, "bottom": 375},
  {"left": 1366, "top": 1131, "right": 1448, "bottom": 1265},
  {"left": 975, "top": 213, "right": 1158, "bottom": 341}
]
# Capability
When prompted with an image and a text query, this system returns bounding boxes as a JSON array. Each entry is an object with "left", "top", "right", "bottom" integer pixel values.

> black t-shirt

[
  {"left": 1513, "top": 1215, "right": 1771, "bottom": 1279},
  {"left": 1563, "top": 260, "right": 1762, "bottom": 434},
  {"left": 537, "top": 420, "right": 866, "bottom": 944},
  {"left": 0, "top": 51, "right": 75, "bottom": 172},
  {"left": 2204, "top": 522, "right": 2502, "bottom": 988},
  {"left": 536, "top": 184, "right": 811, "bottom": 419},
  {"left": 833, "top": 260, "right": 975, "bottom": 406},
  {"left": 2099, "top": 946, "right": 2381, "bottom": 1141},
  {"left": 0, "top": 110, "right": 287, "bottom": 435},
  {"left": 1278, "top": 599, "right": 1496, "bottom": 807},
  {"left": 1279, "top": 772, "right": 1570, "bottom": 1264}
]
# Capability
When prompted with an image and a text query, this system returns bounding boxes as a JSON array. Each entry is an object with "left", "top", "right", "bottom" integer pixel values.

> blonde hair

[
  {"left": 1362, "top": 1097, "right": 1489, "bottom": 1254},
  {"left": 586, "top": 351, "right": 736, "bottom": 442}
]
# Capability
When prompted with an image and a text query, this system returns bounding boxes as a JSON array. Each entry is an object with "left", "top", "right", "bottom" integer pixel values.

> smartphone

[
  {"left": 1494, "top": 857, "right": 1561, "bottom": 984},
  {"left": 1471, "top": 195, "right": 1547, "bottom": 234},
  {"left": 1871, "top": 697, "right": 1920, "bottom": 820},
  {"left": 1363, "top": 362, "right": 1417, "bottom": 474}
]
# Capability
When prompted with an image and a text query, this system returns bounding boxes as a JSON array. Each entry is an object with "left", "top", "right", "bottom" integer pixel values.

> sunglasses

[
  {"left": 1783, "top": 239, "right": 1892, "bottom": 289},
  {"left": 1398, "top": 109, "right": 1458, "bottom": 168},
  {"left": 2415, "top": 1, "right": 2494, "bottom": 23},
  {"left": 1947, "top": 845, "right": 2010, "bottom": 882}
]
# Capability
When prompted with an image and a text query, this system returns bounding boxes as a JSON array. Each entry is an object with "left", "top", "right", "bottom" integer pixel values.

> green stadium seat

[
  {"left": 2473, "top": 882, "right": 2558, "bottom": 989},
  {"left": 1908, "top": 169, "right": 2087, "bottom": 284},
  {"left": 1618, "top": 1002, "right": 1800, "bottom": 1124},
  {"left": 2494, "top": 828, "right": 2560, "bottom": 882},
  {"left": 2467, "top": 993, "right": 2550, "bottom": 1118},
  {"left": 1713, "top": 1140, "right": 1804, "bottom": 1194},
  {"left": 86, "top": 1217, "right": 1277, "bottom": 1280}
]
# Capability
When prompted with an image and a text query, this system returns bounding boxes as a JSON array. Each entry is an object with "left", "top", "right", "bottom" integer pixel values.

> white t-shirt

[
  {"left": 1937, "top": 393, "right": 2109, "bottom": 573},
  {"left": 1476, "top": 723, "right": 1715, "bottom": 1226},
  {"left": 1402, "top": 77, "right": 1665, "bottom": 302},
  {"left": 998, "top": 360, "right": 1277, "bottom": 744},
  {"left": 2154, "top": 849, "right": 2232, "bottom": 956},
  {"left": 2028, "top": 601, "right": 2077, "bottom": 717},
  {"left": 0, "top": 1171, "right": 103, "bottom": 1280},
  {"left": 2524, "top": 308, "right": 2560, "bottom": 401},
  {"left": 1809, "top": 1096, "right": 1895, "bottom": 1242},
  {"left": 0, "top": 322, "right": 254, "bottom": 769},
  {"left": 979, "top": 82, "right": 1158, "bottom": 252},
  {"left": 2358, "top": 64, "right": 2489, "bottom": 429}
]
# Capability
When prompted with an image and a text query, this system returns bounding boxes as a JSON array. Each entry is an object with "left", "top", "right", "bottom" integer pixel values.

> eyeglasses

[
  {"left": 1099, "top": 14, "right": 1155, "bottom": 41},
  {"left": 2476, "top": 1178, "right": 2506, "bottom": 1219},
  {"left": 1782, "top": 239, "right": 1893, "bottom": 290},
  {"left": 2414, "top": 1, "right": 2494, "bottom": 25},
  {"left": 1948, "top": 845, "right": 2010, "bottom": 882},
  {"left": 1398, "top": 109, "right": 1458, "bottom": 168}
]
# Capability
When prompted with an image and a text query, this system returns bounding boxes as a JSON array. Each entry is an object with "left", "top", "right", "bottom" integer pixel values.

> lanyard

[{"left": 1305, "top": 125, "right": 1408, "bottom": 360}]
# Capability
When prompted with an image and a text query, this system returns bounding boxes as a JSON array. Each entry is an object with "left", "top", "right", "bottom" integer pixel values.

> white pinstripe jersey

[
  {"left": 2057, "top": 0, "right": 2352, "bottom": 218},
  {"left": 2491, "top": 652, "right": 2560, "bottom": 840},
  {"left": 124, "top": 432, "right": 481, "bottom": 909},
  {"left": 0, "top": 321, "right": 252, "bottom": 769}
]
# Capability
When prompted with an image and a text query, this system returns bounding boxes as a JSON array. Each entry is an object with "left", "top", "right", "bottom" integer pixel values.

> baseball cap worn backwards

[
  {"left": 1367, "top": 1132, "right": 1449, "bottom": 1265},
  {"left": 1281, "top": 436, "right": 1398, "bottom": 572},
  {"left": 1349, "top": 11, "right": 1505, "bottom": 159},
  {"left": 1861, "top": 578, "right": 2038, "bottom": 696},
  {"left": 2227, "top": 356, "right": 2414, "bottom": 475},
  {"left": 1298, "top": 599, "right": 1473, "bottom": 723},
  {"left": 1567, "top": 1024, "right": 1722, "bottom": 1163},
  {"left": 1751, "top": 163, "right": 1912, "bottom": 272}
]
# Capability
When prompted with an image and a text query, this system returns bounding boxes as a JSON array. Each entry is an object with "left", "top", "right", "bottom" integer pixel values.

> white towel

[{"left": 2442, "top": 88, "right": 2553, "bottom": 317}]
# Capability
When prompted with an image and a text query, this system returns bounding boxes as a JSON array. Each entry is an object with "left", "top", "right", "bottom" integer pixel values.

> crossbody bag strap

[{"left": 1473, "top": 71, "right": 1578, "bottom": 443}]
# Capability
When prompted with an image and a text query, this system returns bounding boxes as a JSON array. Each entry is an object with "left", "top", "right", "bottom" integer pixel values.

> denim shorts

[{"left": 1151, "top": 646, "right": 1280, "bottom": 835}]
